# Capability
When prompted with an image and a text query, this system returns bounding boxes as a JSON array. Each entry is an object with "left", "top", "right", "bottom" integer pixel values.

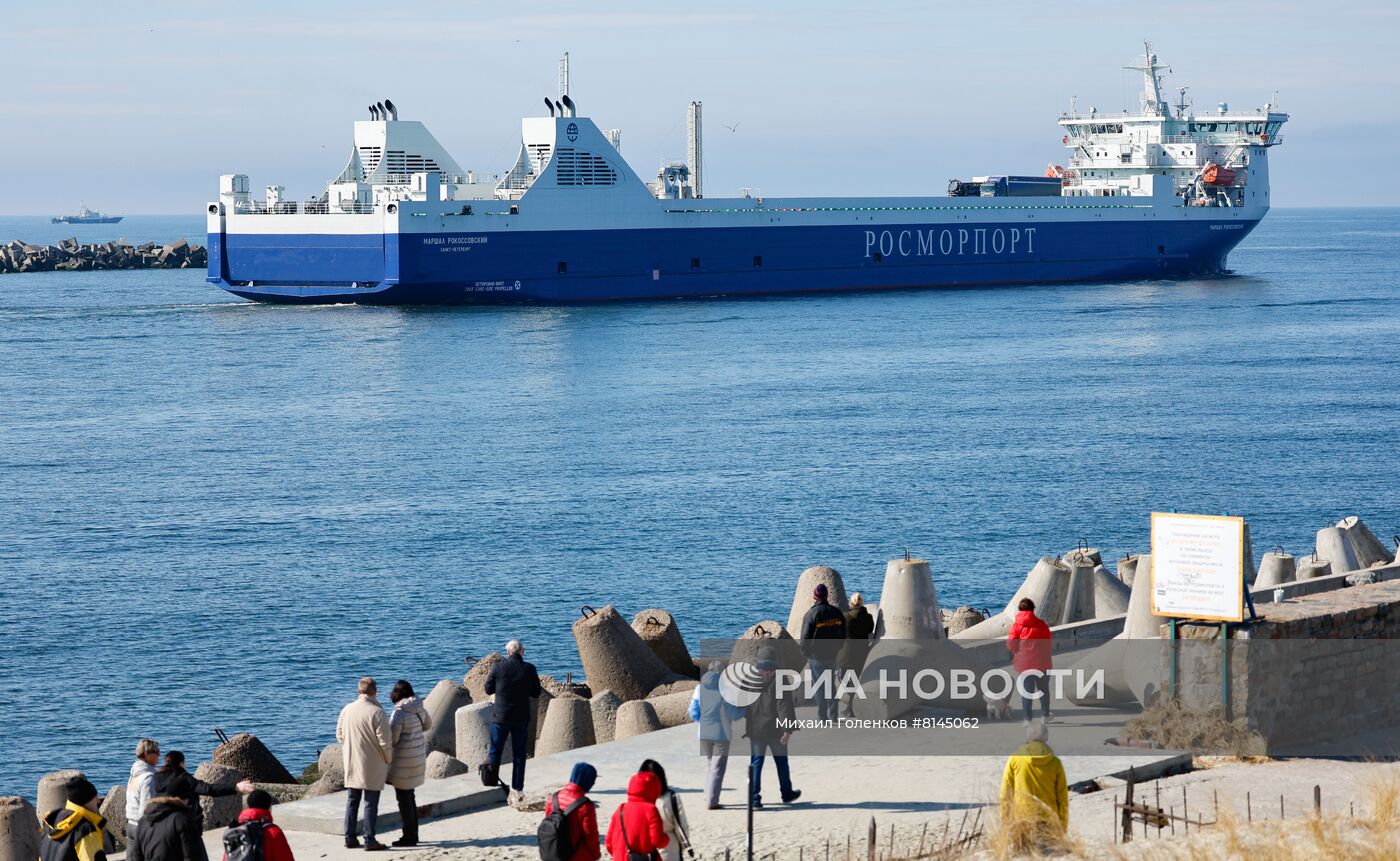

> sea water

[{"left": 2, "top": 209, "right": 1398, "bottom": 796}]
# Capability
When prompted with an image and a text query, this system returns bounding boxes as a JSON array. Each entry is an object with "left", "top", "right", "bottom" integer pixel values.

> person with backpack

[
  {"left": 152, "top": 751, "right": 255, "bottom": 861},
  {"left": 838, "top": 593, "right": 875, "bottom": 718},
  {"left": 128, "top": 794, "right": 197, "bottom": 861},
  {"left": 387, "top": 680, "right": 433, "bottom": 848},
  {"left": 39, "top": 779, "right": 108, "bottom": 861},
  {"left": 1006, "top": 598, "right": 1054, "bottom": 724},
  {"left": 688, "top": 661, "right": 745, "bottom": 809},
  {"left": 604, "top": 772, "right": 668, "bottom": 861},
  {"left": 637, "top": 761, "right": 693, "bottom": 861},
  {"left": 538, "top": 763, "right": 600, "bottom": 861},
  {"left": 222, "top": 789, "right": 294, "bottom": 861},
  {"left": 799, "top": 583, "right": 847, "bottom": 721},
  {"left": 336, "top": 676, "right": 393, "bottom": 850}
]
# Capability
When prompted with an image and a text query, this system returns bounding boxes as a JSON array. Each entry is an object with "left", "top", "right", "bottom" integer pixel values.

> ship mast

[{"left": 1124, "top": 41, "right": 1170, "bottom": 117}]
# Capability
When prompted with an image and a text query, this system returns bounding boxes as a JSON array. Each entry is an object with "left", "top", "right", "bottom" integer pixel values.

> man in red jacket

[
  {"left": 225, "top": 791, "right": 295, "bottom": 861},
  {"left": 542, "top": 763, "right": 600, "bottom": 861},
  {"left": 605, "top": 773, "right": 669, "bottom": 861},
  {"left": 1006, "top": 598, "right": 1053, "bottom": 725}
]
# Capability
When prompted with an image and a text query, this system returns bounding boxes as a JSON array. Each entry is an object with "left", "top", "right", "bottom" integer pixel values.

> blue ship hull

[{"left": 210, "top": 217, "right": 1260, "bottom": 305}]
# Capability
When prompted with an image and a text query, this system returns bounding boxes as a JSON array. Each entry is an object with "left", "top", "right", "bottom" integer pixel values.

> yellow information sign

[{"left": 1150, "top": 512, "right": 1246, "bottom": 622}]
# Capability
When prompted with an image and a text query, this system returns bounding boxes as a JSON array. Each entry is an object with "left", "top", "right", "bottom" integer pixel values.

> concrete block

[
  {"left": 37, "top": 770, "right": 86, "bottom": 820},
  {"left": 1254, "top": 551, "right": 1296, "bottom": 589},
  {"left": 953, "top": 557, "right": 1069, "bottom": 641},
  {"left": 194, "top": 762, "right": 244, "bottom": 829},
  {"left": 572, "top": 605, "right": 673, "bottom": 701},
  {"left": 590, "top": 690, "right": 622, "bottom": 744},
  {"left": 0, "top": 796, "right": 40, "bottom": 861},
  {"left": 941, "top": 606, "right": 987, "bottom": 636},
  {"left": 646, "top": 678, "right": 697, "bottom": 698},
  {"left": 463, "top": 652, "right": 503, "bottom": 703},
  {"left": 1120, "top": 555, "right": 1159, "bottom": 639},
  {"left": 729, "top": 621, "right": 805, "bottom": 674},
  {"left": 631, "top": 609, "right": 700, "bottom": 679},
  {"left": 1337, "top": 516, "right": 1392, "bottom": 568},
  {"left": 213, "top": 733, "right": 296, "bottom": 784},
  {"left": 1060, "top": 554, "right": 1096, "bottom": 625},
  {"left": 1117, "top": 554, "right": 1140, "bottom": 587},
  {"left": 454, "top": 702, "right": 496, "bottom": 771},
  {"left": 1092, "top": 564, "right": 1131, "bottom": 617},
  {"left": 614, "top": 700, "right": 662, "bottom": 740},
  {"left": 99, "top": 785, "right": 127, "bottom": 844},
  {"left": 645, "top": 690, "right": 696, "bottom": 729},
  {"left": 526, "top": 690, "right": 553, "bottom": 757},
  {"left": 302, "top": 771, "right": 343, "bottom": 799},
  {"left": 1296, "top": 555, "right": 1333, "bottom": 581},
  {"left": 1063, "top": 546, "right": 1102, "bottom": 568},
  {"left": 1242, "top": 522, "right": 1258, "bottom": 585},
  {"left": 539, "top": 675, "right": 591, "bottom": 700},
  {"left": 425, "top": 751, "right": 469, "bottom": 780},
  {"left": 854, "top": 639, "right": 991, "bottom": 718},
  {"left": 534, "top": 696, "right": 595, "bottom": 756},
  {"left": 873, "top": 557, "right": 944, "bottom": 640},
  {"left": 423, "top": 679, "right": 472, "bottom": 756},
  {"left": 1316, "top": 526, "right": 1361, "bottom": 575},
  {"left": 784, "top": 566, "right": 849, "bottom": 639},
  {"left": 316, "top": 743, "right": 342, "bottom": 778}
]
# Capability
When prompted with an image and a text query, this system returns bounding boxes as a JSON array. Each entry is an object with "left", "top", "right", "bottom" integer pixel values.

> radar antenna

[
  {"left": 1175, "top": 86, "right": 1191, "bottom": 119},
  {"left": 1124, "top": 41, "right": 1171, "bottom": 117}
]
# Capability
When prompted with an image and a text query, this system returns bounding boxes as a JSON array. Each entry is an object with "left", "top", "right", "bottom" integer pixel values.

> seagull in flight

[{"left": 723, "top": 122, "right": 741, "bottom": 133}]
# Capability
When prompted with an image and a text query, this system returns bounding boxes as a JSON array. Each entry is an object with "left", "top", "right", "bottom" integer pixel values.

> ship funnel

[
  {"left": 562, "top": 94, "right": 575, "bottom": 117},
  {"left": 545, "top": 97, "right": 555, "bottom": 117},
  {"left": 369, "top": 104, "right": 379, "bottom": 120},
  {"left": 384, "top": 99, "right": 398, "bottom": 121},
  {"left": 376, "top": 101, "right": 387, "bottom": 121},
  {"left": 553, "top": 99, "right": 564, "bottom": 117}
]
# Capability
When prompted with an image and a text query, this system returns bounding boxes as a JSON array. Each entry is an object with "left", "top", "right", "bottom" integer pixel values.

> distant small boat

[{"left": 51, "top": 205, "right": 122, "bottom": 224}]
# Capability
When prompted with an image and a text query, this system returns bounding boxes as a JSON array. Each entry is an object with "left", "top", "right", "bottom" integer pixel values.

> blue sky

[{"left": 3, "top": 0, "right": 1396, "bottom": 213}]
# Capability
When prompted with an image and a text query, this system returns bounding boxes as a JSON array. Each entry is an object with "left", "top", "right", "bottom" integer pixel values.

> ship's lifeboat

[
  {"left": 1044, "top": 164, "right": 1065, "bottom": 179},
  {"left": 1201, "top": 161, "right": 1237, "bottom": 186}
]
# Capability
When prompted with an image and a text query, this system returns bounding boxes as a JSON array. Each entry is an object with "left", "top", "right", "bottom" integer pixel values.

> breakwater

[{"left": 0, "top": 237, "right": 206, "bottom": 272}]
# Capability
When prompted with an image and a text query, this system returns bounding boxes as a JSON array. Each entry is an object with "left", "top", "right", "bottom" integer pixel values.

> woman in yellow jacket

[{"left": 999, "top": 721, "right": 1068, "bottom": 831}]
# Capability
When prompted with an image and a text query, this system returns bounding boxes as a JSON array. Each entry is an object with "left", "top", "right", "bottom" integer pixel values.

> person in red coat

[
  {"left": 226, "top": 791, "right": 294, "bottom": 861},
  {"left": 1006, "top": 598, "right": 1053, "bottom": 724},
  {"left": 605, "top": 772, "right": 669, "bottom": 861},
  {"left": 542, "top": 763, "right": 601, "bottom": 861}
]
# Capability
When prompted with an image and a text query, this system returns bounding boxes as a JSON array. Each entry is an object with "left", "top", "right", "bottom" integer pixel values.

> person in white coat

[
  {"left": 387, "top": 680, "right": 432, "bottom": 848},
  {"left": 125, "top": 738, "right": 160, "bottom": 841},
  {"left": 337, "top": 676, "right": 393, "bottom": 851},
  {"left": 639, "top": 759, "right": 693, "bottom": 861}
]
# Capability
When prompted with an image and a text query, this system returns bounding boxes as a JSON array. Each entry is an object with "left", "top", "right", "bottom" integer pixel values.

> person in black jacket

[
  {"left": 838, "top": 592, "right": 875, "bottom": 717},
  {"left": 484, "top": 639, "right": 542, "bottom": 791},
  {"left": 799, "top": 583, "right": 847, "bottom": 721},
  {"left": 128, "top": 796, "right": 199, "bottom": 861},
  {"left": 744, "top": 646, "right": 801, "bottom": 808},
  {"left": 152, "top": 751, "right": 253, "bottom": 861}
]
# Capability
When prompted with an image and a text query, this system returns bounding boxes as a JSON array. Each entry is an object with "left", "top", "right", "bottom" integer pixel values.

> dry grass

[{"left": 1119, "top": 702, "right": 1266, "bottom": 757}]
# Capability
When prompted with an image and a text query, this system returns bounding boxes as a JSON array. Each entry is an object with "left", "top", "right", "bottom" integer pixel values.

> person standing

[
  {"left": 999, "top": 721, "right": 1068, "bottom": 839},
  {"left": 638, "top": 760, "right": 693, "bottom": 861},
  {"left": 387, "top": 680, "right": 432, "bottom": 848},
  {"left": 126, "top": 738, "right": 161, "bottom": 842},
  {"left": 39, "top": 779, "right": 108, "bottom": 861},
  {"left": 152, "top": 751, "right": 254, "bottom": 861},
  {"left": 744, "top": 646, "right": 801, "bottom": 808},
  {"left": 604, "top": 772, "right": 668, "bottom": 861},
  {"left": 484, "top": 639, "right": 542, "bottom": 792},
  {"left": 799, "top": 583, "right": 847, "bottom": 721},
  {"left": 838, "top": 593, "right": 874, "bottom": 718},
  {"left": 540, "top": 763, "right": 600, "bottom": 861},
  {"left": 128, "top": 795, "right": 198, "bottom": 861},
  {"left": 688, "top": 661, "right": 745, "bottom": 809},
  {"left": 337, "top": 676, "right": 393, "bottom": 851},
  {"left": 221, "top": 789, "right": 295, "bottom": 861},
  {"left": 1006, "top": 598, "right": 1053, "bottom": 724}
]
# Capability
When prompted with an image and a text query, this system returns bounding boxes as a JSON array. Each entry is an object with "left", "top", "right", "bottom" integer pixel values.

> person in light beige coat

[
  {"left": 387, "top": 680, "right": 432, "bottom": 847},
  {"left": 336, "top": 676, "right": 393, "bottom": 850}
]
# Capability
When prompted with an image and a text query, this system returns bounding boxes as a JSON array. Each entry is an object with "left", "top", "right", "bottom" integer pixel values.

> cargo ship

[
  {"left": 207, "top": 45, "right": 1287, "bottom": 304},
  {"left": 52, "top": 206, "right": 122, "bottom": 224}
]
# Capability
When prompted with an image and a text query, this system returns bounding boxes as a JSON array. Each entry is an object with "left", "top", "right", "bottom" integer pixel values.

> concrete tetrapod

[
  {"left": 194, "top": 762, "right": 244, "bottom": 829},
  {"left": 1, "top": 796, "right": 40, "bottom": 861},
  {"left": 1117, "top": 554, "right": 1140, "bottom": 588},
  {"left": 953, "top": 556, "right": 1070, "bottom": 641},
  {"left": 1092, "top": 565, "right": 1132, "bottom": 617},
  {"left": 526, "top": 690, "right": 553, "bottom": 757},
  {"left": 1296, "top": 555, "right": 1333, "bottom": 581},
  {"left": 852, "top": 638, "right": 992, "bottom": 719},
  {"left": 424, "top": 751, "right": 469, "bottom": 780},
  {"left": 631, "top": 609, "right": 700, "bottom": 680},
  {"left": 942, "top": 606, "right": 987, "bottom": 636},
  {"left": 614, "top": 700, "right": 663, "bottom": 740},
  {"left": 784, "top": 565, "right": 849, "bottom": 639},
  {"left": 1062, "top": 545, "right": 1103, "bottom": 568},
  {"left": 646, "top": 689, "right": 698, "bottom": 729},
  {"left": 37, "top": 770, "right": 87, "bottom": 820},
  {"left": 463, "top": 652, "right": 503, "bottom": 703},
  {"left": 1254, "top": 551, "right": 1296, "bottom": 589},
  {"left": 422, "top": 679, "right": 473, "bottom": 756},
  {"left": 1337, "top": 515, "right": 1392, "bottom": 568},
  {"left": 1068, "top": 554, "right": 1165, "bottom": 707},
  {"left": 100, "top": 785, "right": 128, "bottom": 845},
  {"left": 534, "top": 696, "right": 595, "bottom": 756},
  {"left": 729, "top": 621, "right": 805, "bottom": 675},
  {"left": 1060, "top": 553, "right": 1097, "bottom": 625},
  {"left": 573, "top": 604, "right": 675, "bottom": 702},
  {"left": 590, "top": 690, "right": 623, "bottom": 744},
  {"left": 454, "top": 701, "right": 496, "bottom": 771},
  {"left": 873, "top": 557, "right": 944, "bottom": 641},
  {"left": 212, "top": 733, "right": 296, "bottom": 784},
  {"left": 1242, "top": 522, "right": 1258, "bottom": 586},
  {"left": 1316, "top": 526, "right": 1362, "bottom": 576}
]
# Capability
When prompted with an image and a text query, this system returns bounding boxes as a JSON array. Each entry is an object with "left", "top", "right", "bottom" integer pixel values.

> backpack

[
  {"left": 537, "top": 791, "right": 590, "bottom": 861},
  {"left": 223, "top": 820, "right": 266, "bottom": 861}
]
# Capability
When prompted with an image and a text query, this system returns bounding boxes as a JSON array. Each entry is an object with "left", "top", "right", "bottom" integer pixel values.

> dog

[{"left": 986, "top": 694, "right": 1011, "bottom": 721}]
